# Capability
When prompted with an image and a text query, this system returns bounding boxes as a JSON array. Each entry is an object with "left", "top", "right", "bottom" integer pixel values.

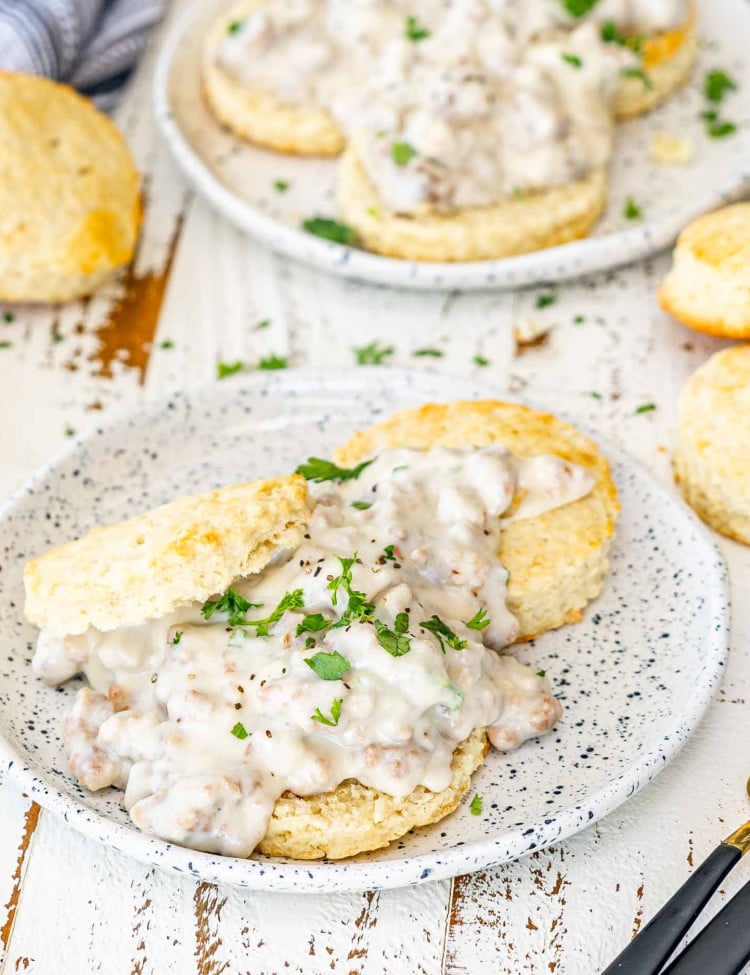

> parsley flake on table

[
  {"left": 621, "top": 65, "right": 653, "bottom": 90},
  {"left": 405, "top": 14, "right": 430, "bottom": 40},
  {"left": 302, "top": 217, "right": 357, "bottom": 245},
  {"left": 635, "top": 402, "right": 657, "bottom": 414},
  {"left": 354, "top": 341, "right": 394, "bottom": 365},
  {"left": 420, "top": 615, "right": 467, "bottom": 653},
  {"left": 590, "top": 391, "right": 603, "bottom": 400},
  {"left": 705, "top": 70, "right": 737, "bottom": 102},
  {"left": 573, "top": 314, "right": 585, "bottom": 324},
  {"left": 562, "top": 0, "right": 599, "bottom": 17},
  {"left": 0, "top": 340, "right": 12, "bottom": 349},
  {"left": 255, "top": 319, "right": 271, "bottom": 330},
  {"left": 217, "top": 360, "right": 243, "bottom": 379},
  {"left": 561, "top": 53, "right": 582, "bottom": 68},
  {"left": 623, "top": 196, "right": 642, "bottom": 220},
  {"left": 305, "top": 651, "right": 351, "bottom": 681},
  {"left": 536, "top": 293, "right": 557, "bottom": 309},
  {"left": 473, "top": 355, "right": 490, "bottom": 367},
  {"left": 374, "top": 616, "right": 412, "bottom": 657},
  {"left": 295, "top": 456, "right": 374, "bottom": 483},
  {"left": 412, "top": 348, "right": 444, "bottom": 358},
  {"left": 231, "top": 721, "right": 248, "bottom": 739},
  {"left": 273, "top": 180, "right": 290, "bottom": 192},
  {"left": 64, "top": 425, "right": 75, "bottom": 437},
  {"left": 159, "top": 339, "right": 174, "bottom": 349},
  {"left": 391, "top": 141, "right": 417, "bottom": 166},
  {"left": 312, "top": 698, "right": 342, "bottom": 727},
  {"left": 465, "top": 608, "right": 490, "bottom": 631},
  {"left": 258, "top": 354, "right": 288, "bottom": 370},
  {"left": 469, "top": 794, "right": 483, "bottom": 816}
]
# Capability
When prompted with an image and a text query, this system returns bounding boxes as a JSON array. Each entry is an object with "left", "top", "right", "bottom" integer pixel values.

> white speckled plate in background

[
  {"left": 0, "top": 371, "right": 729, "bottom": 892},
  {"left": 153, "top": 0, "right": 750, "bottom": 291}
]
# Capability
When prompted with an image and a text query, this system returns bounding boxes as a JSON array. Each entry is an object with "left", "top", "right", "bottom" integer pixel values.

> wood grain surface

[{"left": 0, "top": 3, "right": 749, "bottom": 973}]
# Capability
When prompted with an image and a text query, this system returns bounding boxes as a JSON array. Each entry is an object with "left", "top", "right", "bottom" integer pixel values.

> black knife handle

[
  {"left": 661, "top": 871, "right": 750, "bottom": 975},
  {"left": 601, "top": 843, "right": 741, "bottom": 975}
]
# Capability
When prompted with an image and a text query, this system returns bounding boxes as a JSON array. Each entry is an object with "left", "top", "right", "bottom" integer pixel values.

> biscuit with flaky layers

[
  {"left": 23, "top": 476, "right": 313, "bottom": 637},
  {"left": 334, "top": 400, "right": 620, "bottom": 641},
  {"left": 202, "top": 0, "right": 345, "bottom": 156},
  {"left": 337, "top": 144, "right": 607, "bottom": 262},
  {"left": 613, "top": 8, "right": 697, "bottom": 119},
  {"left": 0, "top": 72, "right": 140, "bottom": 303},
  {"left": 659, "top": 204, "right": 750, "bottom": 339},
  {"left": 675, "top": 346, "right": 750, "bottom": 545},
  {"left": 260, "top": 728, "right": 488, "bottom": 859}
]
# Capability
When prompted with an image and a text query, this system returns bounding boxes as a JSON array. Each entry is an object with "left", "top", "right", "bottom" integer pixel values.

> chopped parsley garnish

[
  {"left": 240, "top": 589, "right": 306, "bottom": 637},
  {"left": 351, "top": 500, "right": 373, "bottom": 510},
  {"left": 621, "top": 66, "right": 653, "bottom": 90},
  {"left": 573, "top": 314, "right": 585, "bottom": 324},
  {"left": 383, "top": 544, "right": 397, "bottom": 561},
  {"left": 412, "top": 348, "right": 444, "bottom": 358},
  {"left": 258, "top": 354, "right": 288, "bottom": 370},
  {"left": 391, "top": 141, "right": 417, "bottom": 166},
  {"left": 160, "top": 339, "right": 174, "bottom": 349},
  {"left": 227, "top": 19, "right": 244, "bottom": 34},
  {"left": 64, "top": 425, "right": 75, "bottom": 437},
  {"left": 231, "top": 721, "right": 248, "bottom": 739},
  {"left": 561, "top": 53, "right": 582, "bottom": 68},
  {"left": 562, "top": 0, "right": 599, "bottom": 17},
  {"left": 473, "top": 355, "right": 490, "bottom": 367},
  {"left": 3, "top": 312, "right": 13, "bottom": 323},
  {"left": 52, "top": 331, "right": 64, "bottom": 343},
  {"left": 705, "top": 70, "right": 737, "bottom": 103},
  {"left": 354, "top": 341, "right": 395, "bottom": 365},
  {"left": 469, "top": 794, "right": 483, "bottom": 816},
  {"left": 295, "top": 456, "right": 375, "bottom": 483},
  {"left": 296, "top": 613, "right": 332, "bottom": 637},
  {"left": 0, "top": 340, "right": 12, "bottom": 349},
  {"left": 707, "top": 120, "right": 736, "bottom": 138},
  {"left": 170, "top": 631, "right": 182, "bottom": 645},
  {"left": 305, "top": 651, "right": 351, "bottom": 681},
  {"left": 273, "top": 180, "right": 290, "bottom": 192},
  {"left": 590, "top": 391, "right": 603, "bottom": 400},
  {"left": 202, "top": 587, "right": 255, "bottom": 624},
  {"left": 255, "top": 318, "right": 271, "bottom": 330},
  {"left": 635, "top": 402, "right": 656, "bottom": 414},
  {"left": 405, "top": 14, "right": 430, "bottom": 41},
  {"left": 537, "top": 669, "right": 547, "bottom": 678},
  {"left": 217, "top": 360, "right": 243, "bottom": 379},
  {"left": 328, "top": 554, "right": 375, "bottom": 624},
  {"left": 302, "top": 217, "right": 357, "bottom": 245},
  {"left": 374, "top": 615, "right": 412, "bottom": 657},
  {"left": 600, "top": 21, "right": 643, "bottom": 52},
  {"left": 312, "top": 698, "right": 342, "bottom": 727},
  {"left": 420, "top": 615, "right": 467, "bottom": 653},
  {"left": 536, "top": 293, "right": 557, "bottom": 309},
  {"left": 465, "top": 609, "right": 490, "bottom": 631},
  {"left": 623, "top": 196, "right": 642, "bottom": 220}
]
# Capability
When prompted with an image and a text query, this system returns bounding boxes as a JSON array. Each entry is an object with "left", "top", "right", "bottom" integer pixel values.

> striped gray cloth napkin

[{"left": 0, "top": 0, "right": 165, "bottom": 109}]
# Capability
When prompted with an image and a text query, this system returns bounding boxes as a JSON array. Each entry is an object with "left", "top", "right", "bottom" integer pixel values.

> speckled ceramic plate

[
  {"left": 0, "top": 370, "right": 729, "bottom": 891},
  {"left": 153, "top": 0, "right": 750, "bottom": 291}
]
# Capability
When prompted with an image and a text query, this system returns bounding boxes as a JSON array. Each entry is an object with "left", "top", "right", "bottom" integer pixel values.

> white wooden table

[{"left": 1, "top": 6, "right": 749, "bottom": 972}]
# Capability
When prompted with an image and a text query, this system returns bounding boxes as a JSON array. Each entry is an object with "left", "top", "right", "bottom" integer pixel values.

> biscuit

[
  {"left": 674, "top": 346, "right": 750, "bottom": 545},
  {"left": 659, "top": 204, "right": 750, "bottom": 338},
  {"left": 0, "top": 72, "right": 140, "bottom": 303},
  {"left": 24, "top": 475, "right": 313, "bottom": 636},
  {"left": 335, "top": 401, "right": 620, "bottom": 641},
  {"left": 260, "top": 728, "right": 488, "bottom": 859},
  {"left": 613, "top": 9, "right": 697, "bottom": 119},
  {"left": 202, "top": 0, "right": 345, "bottom": 156},
  {"left": 337, "top": 144, "right": 607, "bottom": 263}
]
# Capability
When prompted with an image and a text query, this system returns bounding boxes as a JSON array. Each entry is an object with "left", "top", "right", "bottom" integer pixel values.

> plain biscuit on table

[
  {"left": 659, "top": 203, "right": 750, "bottom": 338},
  {"left": 0, "top": 72, "right": 141, "bottom": 303},
  {"left": 675, "top": 345, "right": 750, "bottom": 545}
]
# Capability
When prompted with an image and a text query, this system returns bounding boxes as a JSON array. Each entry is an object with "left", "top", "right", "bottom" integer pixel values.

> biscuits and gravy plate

[
  {"left": 0, "top": 370, "right": 729, "bottom": 891},
  {"left": 154, "top": 0, "right": 750, "bottom": 290}
]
